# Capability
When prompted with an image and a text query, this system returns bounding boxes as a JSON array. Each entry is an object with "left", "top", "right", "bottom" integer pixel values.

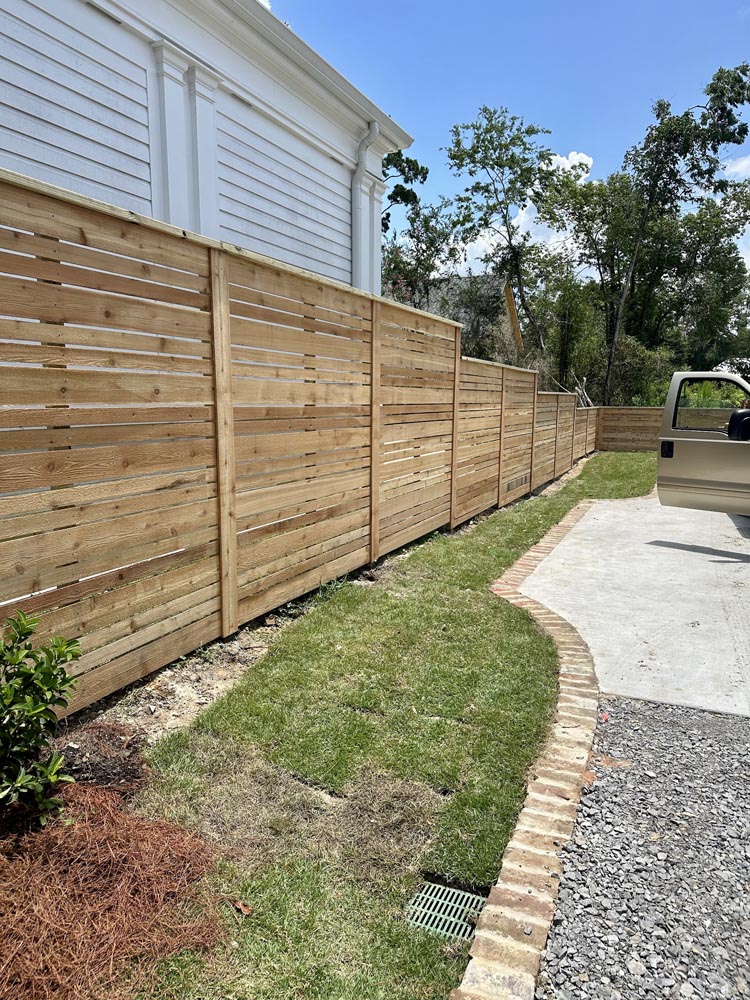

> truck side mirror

[{"left": 727, "top": 409, "right": 750, "bottom": 441}]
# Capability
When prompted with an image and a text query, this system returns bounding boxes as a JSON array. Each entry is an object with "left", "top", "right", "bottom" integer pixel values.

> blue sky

[{"left": 265, "top": 0, "right": 750, "bottom": 204}]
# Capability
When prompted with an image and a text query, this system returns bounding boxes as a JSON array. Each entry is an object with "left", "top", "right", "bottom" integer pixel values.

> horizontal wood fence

[
  {"left": 597, "top": 405, "right": 734, "bottom": 449},
  {"left": 0, "top": 171, "right": 598, "bottom": 714},
  {"left": 596, "top": 407, "right": 662, "bottom": 451}
]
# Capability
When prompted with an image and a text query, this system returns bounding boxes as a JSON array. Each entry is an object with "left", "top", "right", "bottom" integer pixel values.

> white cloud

[
  {"left": 460, "top": 231, "right": 498, "bottom": 273},
  {"left": 724, "top": 155, "right": 750, "bottom": 179},
  {"left": 550, "top": 150, "right": 593, "bottom": 180},
  {"left": 514, "top": 203, "right": 567, "bottom": 246},
  {"left": 256, "top": 0, "right": 271, "bottom": 8}
]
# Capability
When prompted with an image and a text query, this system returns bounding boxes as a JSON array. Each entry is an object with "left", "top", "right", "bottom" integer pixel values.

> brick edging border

[{"left": 450, "top": 500, "right": 599, "bottom": 1000}]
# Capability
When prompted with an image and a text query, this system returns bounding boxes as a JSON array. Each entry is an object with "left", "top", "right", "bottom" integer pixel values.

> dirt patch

[
  {"left": 71, "top": 614, "right": 301, "bottom": 742},
  {"left": 340, "top": 772, "right": 444, "bottom": 878},
  {"left": 52, "top": 721, "right": 149, "bottom": 796},
  {"left": 0, "top": 784, "right": 221, "bottom": 1000},
  {"left": 137, "top": 734, "right": 441, "bottom": 883}
]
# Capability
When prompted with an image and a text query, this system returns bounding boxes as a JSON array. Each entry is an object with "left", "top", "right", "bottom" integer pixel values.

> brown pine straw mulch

[{"left": 0, "top": 784, "right": 224, "bottom": 1000}]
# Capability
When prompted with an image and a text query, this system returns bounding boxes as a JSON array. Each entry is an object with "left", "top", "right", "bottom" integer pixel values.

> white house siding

[
  {"left": 0, "top": 0, "right": 153, "bottom": 214},
  {"left": 0, "top": 0, "right": 410, "bottom": 292},
  {"left": 217, "top": 94, "right": 352, "bottom": 283}
]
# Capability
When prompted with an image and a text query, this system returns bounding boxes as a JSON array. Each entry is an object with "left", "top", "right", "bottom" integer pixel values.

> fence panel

[
  {"left": 227, "top": 258, "right": 374, "bottom": 624},
  {"left": 573, "top": 407, "right": 588, "bottom": 460},
  {"left": 454, "top": 358, "right": 503, "bottom": 522},
  {"left": 531, "top": 393, "right": 559, "bottom": 490},
  {"left": 500, "top": 368, "right": 536, "bottom": 503},
  {"left": 597, "top": 407, "right": 661, "bottom": 451},
  {"left": 554, "top": 396, "right": 575, "bottom": 477},
  {"left": 586, "top": 408, "right": 598, "bottom": 452},
  {"left": 0, "top": 179, "right": 222, "bottom": 709},
  {"left": 377, "top": 304, "right": 457, "bottom": 555}
]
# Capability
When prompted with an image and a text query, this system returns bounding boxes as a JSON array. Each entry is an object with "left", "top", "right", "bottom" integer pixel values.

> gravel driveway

[{"left": 535, "top": 696, "right": 750, "bottom": 1000}]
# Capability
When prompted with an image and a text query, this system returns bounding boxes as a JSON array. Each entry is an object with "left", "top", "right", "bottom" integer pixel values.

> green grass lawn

[{"left": 136, "top": 452, "right": 656, "bottom": 1000}]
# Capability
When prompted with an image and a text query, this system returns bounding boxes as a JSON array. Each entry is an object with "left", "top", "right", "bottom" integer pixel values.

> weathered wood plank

[{"left": 0, "top": 274, "right": 211, "bottom": 339}]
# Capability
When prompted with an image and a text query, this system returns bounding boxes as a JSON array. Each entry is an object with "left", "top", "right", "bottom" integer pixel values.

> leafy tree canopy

[
  {"left": 381, "top": 150, "right": 430, "bottom": 234},
  {"left": 380, "top": 65, "right": 750, "bottom": 406}
]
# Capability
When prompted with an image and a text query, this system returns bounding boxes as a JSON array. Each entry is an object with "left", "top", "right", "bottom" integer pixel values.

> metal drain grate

[{"left": 405, "top": 881, "right": 486, "bottom": 940}]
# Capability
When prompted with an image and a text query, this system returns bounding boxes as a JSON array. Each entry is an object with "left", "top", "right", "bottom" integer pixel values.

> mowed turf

[{"left": 137, "top": 452, "right": 656, "bottom": 1000}]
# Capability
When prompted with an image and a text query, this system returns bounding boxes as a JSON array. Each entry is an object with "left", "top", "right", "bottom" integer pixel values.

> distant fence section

[
  {"left": 0, "top": 171, "right": 599, "bottom": 714},
  {"left": 596, "top": 407, "right": 662, "bottom": 451}
]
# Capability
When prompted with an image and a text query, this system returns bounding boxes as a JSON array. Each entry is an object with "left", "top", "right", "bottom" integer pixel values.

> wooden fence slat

[{"left": 210, "top": 248, "right": 238, "bottom": 636}]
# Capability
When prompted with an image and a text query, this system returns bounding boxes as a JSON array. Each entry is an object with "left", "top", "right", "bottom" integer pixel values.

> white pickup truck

[{"left": 657, "top": 370, "right": 750, "bottom": 515}]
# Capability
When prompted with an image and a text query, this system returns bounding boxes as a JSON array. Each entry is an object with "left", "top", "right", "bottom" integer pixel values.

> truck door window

[{"left": 674, "top": 378, "right": 747, "bottom": 433}]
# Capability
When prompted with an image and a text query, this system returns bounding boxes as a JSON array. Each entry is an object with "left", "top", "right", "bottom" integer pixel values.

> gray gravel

[{"left": 536, "top": 697, "right": 750, "bottom": 1000}]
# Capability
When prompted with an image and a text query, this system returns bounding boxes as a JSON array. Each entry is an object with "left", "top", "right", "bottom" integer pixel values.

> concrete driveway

[{"left": 520, "top": 493, "right": 750, "bottom": 716}]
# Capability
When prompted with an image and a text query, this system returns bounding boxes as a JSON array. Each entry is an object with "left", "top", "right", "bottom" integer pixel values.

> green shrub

[{"left": 0, "top": 611, "right": 81, "bottom": 824}]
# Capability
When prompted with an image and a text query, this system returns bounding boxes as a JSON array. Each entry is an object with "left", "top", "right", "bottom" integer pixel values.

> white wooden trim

[
  {"left": 152, "top": 39, "right": 190, "bottom": 227},
  {"left": 187, "top": 64, "right": 221, "bottom": 237}
]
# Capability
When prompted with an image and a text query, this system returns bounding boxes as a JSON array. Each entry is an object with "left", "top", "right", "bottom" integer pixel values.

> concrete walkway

[{"left": 520, "top": 494, "right": 750, "bottom": 717}]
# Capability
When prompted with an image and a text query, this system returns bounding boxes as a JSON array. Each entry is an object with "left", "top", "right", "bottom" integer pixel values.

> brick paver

[{"left": 450, "top": 501, "right": 599, "bottom": 1000}]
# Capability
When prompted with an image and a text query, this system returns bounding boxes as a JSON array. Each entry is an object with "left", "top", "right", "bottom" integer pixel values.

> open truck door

[{"left": 658, "top": 371, "right": 750, "bottom": 515}]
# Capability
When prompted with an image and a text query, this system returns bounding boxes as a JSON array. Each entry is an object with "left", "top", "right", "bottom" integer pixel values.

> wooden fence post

[
  {"left": 449, "top": 326, "right": 462, "bottom": 528},
  {"left": 369, "top": 299, "right": 381, "bottom": 563},
  {"left": 553, "top": 394, "right": 561, "bottom": 477},
  {"left": 585, "top": 407, "right": 591, "bottom": 454},
  {"left": 209, "top": 248, "right": 238, "bottom": 637},
  {"left": 528, "top": 371, "right": 538, "bottom": 494},
  {"left": 570, "top": 398, "right": 577, "bottom": 471},
  {"left": 497, "top": 367, "right": 507, "bottom": 507}
]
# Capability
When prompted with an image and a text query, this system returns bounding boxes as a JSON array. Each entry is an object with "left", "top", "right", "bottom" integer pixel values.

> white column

[
  {"left": 152, "top": 40, "right": 191, "bottom": 228},
  {"left": 369, "top": 177, "right": 386, "bottom": 296},
  {"left": 351, "top": 175, "right": 372, "bottom": 291},
  {"left": 187, "top": 65, "right": 221, "bottom": 238}
]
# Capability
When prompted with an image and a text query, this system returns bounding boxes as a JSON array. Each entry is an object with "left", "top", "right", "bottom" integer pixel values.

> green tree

[
  {"left": 445, "top": 106, "right": 558, "bottom": 351},
  {"left": 381, "top": 197, "right": 462, "bottom": 310},
  {"left": 522, "top": 247, "right": 602, "bottom": 396},
  {"left": 723, "top": 289, "right": 750, "bottom": 379},
  {"left": 381, "top": 150, "right": 430, "bottom": 234},
  {"left": 673, "top": 191, "right": 750, "bottom": 369},
  {"left": 544, "top": 64, "right": 750, "bottom": 401},
  {"left": 435, "top": 268, "right": 521, "bottom": 363}
]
